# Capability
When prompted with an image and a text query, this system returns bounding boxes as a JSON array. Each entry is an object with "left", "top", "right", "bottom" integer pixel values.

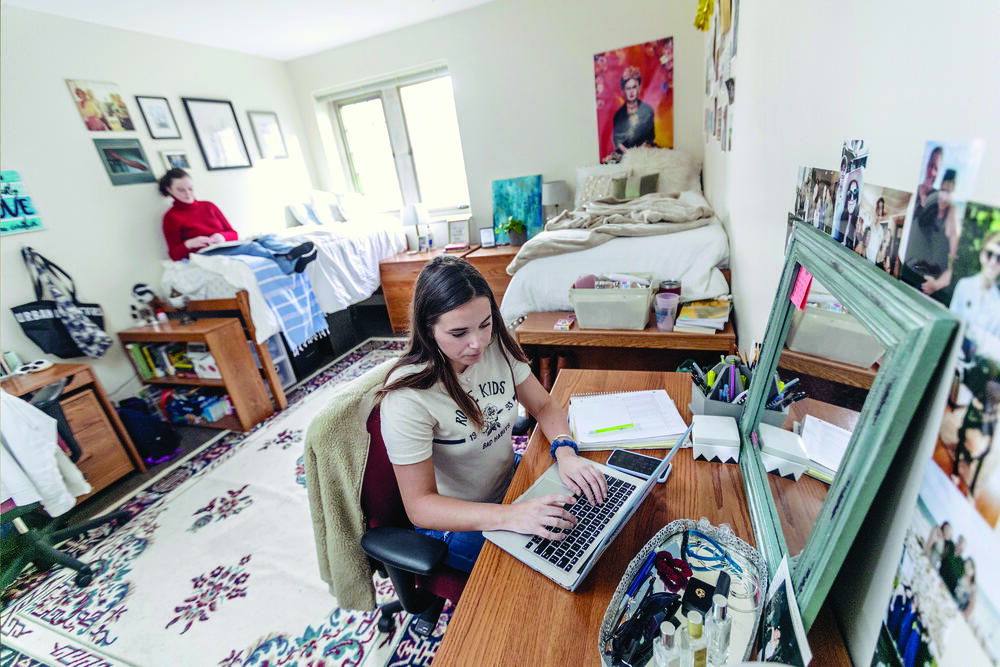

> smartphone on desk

[{"left": 606, "top": 449, "right": 672, "bottom": 483}]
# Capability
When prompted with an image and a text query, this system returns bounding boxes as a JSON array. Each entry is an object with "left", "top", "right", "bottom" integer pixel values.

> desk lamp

[{"left": 542, "top": 180, "right": 571, "bottom": 221}]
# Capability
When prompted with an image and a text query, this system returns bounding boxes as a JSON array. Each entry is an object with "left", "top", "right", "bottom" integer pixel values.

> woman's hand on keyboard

[
  {"left": 554, "top": 450, "right": 609, "bottom": 506},
  {"left": 503, "top": 494, "right": 578, "bottom": 539}
]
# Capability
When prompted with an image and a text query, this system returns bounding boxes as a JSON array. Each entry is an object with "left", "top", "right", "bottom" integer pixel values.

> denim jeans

[
  {"left": 202, "top": 234, "right": 296, "bottom": 274},
  {"left": 413, "top": 452, "right": 522, "bottom": 573}
]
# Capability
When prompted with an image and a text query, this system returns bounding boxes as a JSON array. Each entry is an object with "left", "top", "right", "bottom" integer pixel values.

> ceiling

[{"left": 4, "top": 0, "right": 497, "bottom": 61}]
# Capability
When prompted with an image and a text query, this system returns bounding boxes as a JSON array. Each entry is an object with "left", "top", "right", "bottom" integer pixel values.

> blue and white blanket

[{"left": 235, "top": 256, "right": 328, "bottom": 355}]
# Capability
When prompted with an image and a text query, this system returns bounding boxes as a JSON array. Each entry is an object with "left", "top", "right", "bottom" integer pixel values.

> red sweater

[{"left": 162, "top": 200, "right": 238, "bottom": 260}]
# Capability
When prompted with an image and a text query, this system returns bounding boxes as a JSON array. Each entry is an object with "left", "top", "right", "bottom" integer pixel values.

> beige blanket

[
  {"left": 506, "top": 191, "right": 715, "bottom": 275},
  {"left": 303, "top": 359, "right": 395, "bottom": 611}
]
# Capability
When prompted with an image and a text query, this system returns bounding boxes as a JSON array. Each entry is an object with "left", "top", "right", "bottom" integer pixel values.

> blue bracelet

[{"left": 550, "top": 438, "right": 579, "bottom": 460}]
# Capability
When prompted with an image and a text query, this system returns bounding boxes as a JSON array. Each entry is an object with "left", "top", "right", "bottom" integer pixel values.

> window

[{"left": 329, "top": 72, "right": 470, "bottom": 215}]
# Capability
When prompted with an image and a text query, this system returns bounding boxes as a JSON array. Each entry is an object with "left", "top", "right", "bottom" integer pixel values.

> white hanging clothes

[{"left": 1, "top": 389, "right": 91, "bottom": 517}]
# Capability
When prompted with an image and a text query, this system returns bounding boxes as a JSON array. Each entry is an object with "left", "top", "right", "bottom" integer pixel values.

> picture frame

[
  {"left": 738, "top": 222, "right": 958, "bottom": 629},
  {"left": 448, "top": 216, "right": 469, "bottom": 245},
  {"left": 93, "top": 138, "right": 156, "bottom": 185},
  {"left": 181, "top": 98, "right": 252, "bottom": 170},
  {"left": 65, "top": 79, "right": 135, "bottom": 132},
  {"left": 479, "top": 227, "right": 496, "bottom": 248},
  {"left": 135, "top": 96, "right": 181, "bottom": 139},
  {"left": 247, "top": 110, "right": 288, "bottom": 159},
  {"left": 160, "top": 150, "right": 191, "bottom": 171}
]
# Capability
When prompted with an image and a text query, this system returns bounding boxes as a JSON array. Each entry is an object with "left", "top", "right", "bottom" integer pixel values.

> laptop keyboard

[{"left": 524, "top": 474, "right": 636, "bottom": 572}]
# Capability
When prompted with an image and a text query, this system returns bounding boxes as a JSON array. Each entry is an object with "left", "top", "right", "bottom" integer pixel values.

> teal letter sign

[{"left": 1, "top": 170, "right": 44, "bottom": 235}]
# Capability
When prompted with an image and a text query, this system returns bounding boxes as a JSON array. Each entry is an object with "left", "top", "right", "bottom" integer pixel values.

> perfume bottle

[
  {"left": 680, "top": 611, "right": 707, "bottom": 667},
  {"left": 653, "top": 621, "right": 680, "bottom": 667},
  {"left": 706, "top": 594, "right": 732, "bottom": 666}
]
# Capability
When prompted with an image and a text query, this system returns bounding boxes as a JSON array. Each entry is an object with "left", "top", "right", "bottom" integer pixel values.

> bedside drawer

[{"left": 60, "top": 389, "right": 134, "bottom": 497}]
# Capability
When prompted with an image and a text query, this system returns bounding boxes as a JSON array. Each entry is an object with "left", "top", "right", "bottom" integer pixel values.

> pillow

[
  {"left": 575, "top": 164, "right": 628, "bottom": 206},
  {"left": 310, "top": 190, "right": 346, "bottom": 223},
  {"left": 286, "top": 203, "right": 317, "bottom": 226},
  {"left": 611, "top": 172, "right": 660, "bottom": 200},
  {"left": 619, "top": 146, "right": 702, "bottom": 193},
  {"left": 336, "top": 192, "right": 377, "bottom": 220}
]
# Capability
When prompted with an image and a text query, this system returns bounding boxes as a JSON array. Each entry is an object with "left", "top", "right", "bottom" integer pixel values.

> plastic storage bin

[
  {"left": 569, "top": 273, "right": 654, "bottom": 330},
  {"left": 785, "top": 305, "right": 883, "bottom": 368}
]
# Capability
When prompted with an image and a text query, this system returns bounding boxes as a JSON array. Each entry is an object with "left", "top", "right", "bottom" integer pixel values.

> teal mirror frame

[{"left": 738, "top": 222, "right": 959, "bottom": 630}]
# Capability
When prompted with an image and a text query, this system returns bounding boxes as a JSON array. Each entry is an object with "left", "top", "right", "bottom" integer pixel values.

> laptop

[{"left": 484, "top": 423, "right": 693, "bottom": 591}]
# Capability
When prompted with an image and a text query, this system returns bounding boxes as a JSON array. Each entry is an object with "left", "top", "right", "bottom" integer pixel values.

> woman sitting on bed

[
  {"left": 159, "top": 168, "right": 316, "bottom": 274},
  {"left": 376, "top": 255, "right": 607, "bottom": 573}
]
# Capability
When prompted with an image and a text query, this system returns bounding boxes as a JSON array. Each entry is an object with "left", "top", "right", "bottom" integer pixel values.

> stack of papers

[
  {"left": 569, "top": 390, "right": 688, "bottom": 450},
  {"left": 674, "top": 298, "right": 732, "bottom": 334},
  {"left": 799, "top": 415, "right": 852, "bottom": 483},
  {"left": 692, "top": 415, "right": 740, "bottom": 463}
]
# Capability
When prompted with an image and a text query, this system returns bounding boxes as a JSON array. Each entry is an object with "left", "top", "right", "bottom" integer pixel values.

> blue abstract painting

[{"left": 492, "top": 174, "right": 542, "bottom": 244}]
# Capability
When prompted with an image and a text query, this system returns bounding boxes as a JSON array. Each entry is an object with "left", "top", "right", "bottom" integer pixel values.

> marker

[
  {"left": 782, "top": 378, "right": 800, "bottom": 392},
  {"left": 594, "top": 423, "right": 635, "bottom": 434}
]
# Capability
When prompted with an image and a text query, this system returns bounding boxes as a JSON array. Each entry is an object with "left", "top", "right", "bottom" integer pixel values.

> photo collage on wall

[
  {"left": 703, "top": 0, "right": 738, "bottom": 151},
  {"left": 594, "top": 37, "right": 674, "bottom": 164},
  {"left": 830, "top": 139, "right": 869, "bottom": 249}
]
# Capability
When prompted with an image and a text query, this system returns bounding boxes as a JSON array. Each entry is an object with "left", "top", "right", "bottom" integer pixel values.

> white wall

[
  {"left": 0, "top": 6, "right": 315, "bottom": 398},
  {"left": 287, "top": 0, "right": 706, "bottom": 243},
  {"left": 711, "top": 0, "right": 1000, "bottom": 347}
]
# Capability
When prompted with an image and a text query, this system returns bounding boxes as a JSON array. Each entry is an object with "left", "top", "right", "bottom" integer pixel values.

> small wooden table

[
  {"left": 433, "top": 370, "right": 850, "bottom": 666},
  {"left": 2, "top": 364, "right": 146, "bottom": 502}
]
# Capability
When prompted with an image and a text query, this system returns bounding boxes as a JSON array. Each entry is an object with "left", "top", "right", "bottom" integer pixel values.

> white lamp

[
  {"left": 542, "top": 180, "right": 571, "bottom": 221},
  {"left": 402, "top": 203, "right": 432, "bottom": 251}
]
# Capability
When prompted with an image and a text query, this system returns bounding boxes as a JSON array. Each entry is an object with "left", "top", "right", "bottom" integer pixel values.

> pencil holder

[{"left": 689, "top": 360, "right": 788, "bottom": 428}]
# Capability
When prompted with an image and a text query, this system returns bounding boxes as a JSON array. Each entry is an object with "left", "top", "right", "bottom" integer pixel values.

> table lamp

[
  {"left": 542, "top": 180, "right": 571, "bottom": 221},
  {"left": 402, "top": 203, "right": 432, "bottom": 251}
]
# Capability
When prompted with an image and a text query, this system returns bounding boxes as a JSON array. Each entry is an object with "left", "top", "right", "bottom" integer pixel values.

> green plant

[{"left": 501, "top": 216, "right": 525, "bottom": 235}]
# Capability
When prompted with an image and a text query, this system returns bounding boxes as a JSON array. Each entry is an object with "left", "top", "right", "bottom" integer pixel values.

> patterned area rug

[{"left": 0, "top": 338, "right": 462, "bottom": 667}]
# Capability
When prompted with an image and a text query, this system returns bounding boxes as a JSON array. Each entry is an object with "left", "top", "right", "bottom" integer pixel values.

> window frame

[{"left": 327, "top": 70, "right": 471, "bottom": 218}]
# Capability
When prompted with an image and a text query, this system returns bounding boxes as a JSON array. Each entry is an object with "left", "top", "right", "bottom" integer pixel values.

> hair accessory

[
  {"left": 654, "top": 551, "right": 692, "bottom": 592},
  {"left": 550, "top": 438, "right": 579, "bottom": 460}
]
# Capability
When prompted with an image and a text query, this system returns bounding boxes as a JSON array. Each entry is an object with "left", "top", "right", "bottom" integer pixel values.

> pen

[
  {"left": 594, "top": 423, "right": 635, "bottom": 434},
  {"left": 782, "top": 378, "right": 800, "bottom": 392},
  {"left": 778, "top": 391, "right": 808, "bottom": 409}
]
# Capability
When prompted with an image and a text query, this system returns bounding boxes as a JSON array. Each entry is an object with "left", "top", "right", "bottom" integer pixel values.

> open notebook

[{"left": 569, "top": 389, "right": 688, "bottom": 450}]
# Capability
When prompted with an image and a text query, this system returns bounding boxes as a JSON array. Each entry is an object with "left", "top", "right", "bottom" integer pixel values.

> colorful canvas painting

[
  {"left": 66, "top": 79, "right": 135, "bottom": 132},
  {"left": 594, "top": 37, "right": 673, "bottom": 164},
  {"left": 492, "top": 175, "right": 542, "bottom": 244}
]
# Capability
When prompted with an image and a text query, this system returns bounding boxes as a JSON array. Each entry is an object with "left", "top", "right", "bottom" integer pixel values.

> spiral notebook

[{"left": 569, "top": 389, "right": 688, "bottom": 450}]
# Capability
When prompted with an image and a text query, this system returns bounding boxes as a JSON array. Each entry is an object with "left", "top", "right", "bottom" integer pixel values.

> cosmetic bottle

[
  {"left": 706, "top": 594, "right": 732, "bottom": 666},
  {"left": 680, "top": 611, "right": 707, "bottom": 667},
  {"left": 653, "top": 621, "right": 680, "bottom": 667}
]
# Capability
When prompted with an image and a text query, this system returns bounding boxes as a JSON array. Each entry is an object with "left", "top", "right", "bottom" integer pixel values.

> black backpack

[{"left": 117, "top": 398, "right": 181, "bottom": 464}]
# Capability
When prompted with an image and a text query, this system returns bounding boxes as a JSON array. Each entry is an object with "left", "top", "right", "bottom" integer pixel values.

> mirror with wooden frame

[{"left": 738, "top": 222, "right": 958, "bottom": 629}]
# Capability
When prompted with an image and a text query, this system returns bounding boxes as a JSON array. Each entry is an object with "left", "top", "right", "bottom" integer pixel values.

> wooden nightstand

[{"left": 462, "top": 245, "right": 519, "bottom": 307}]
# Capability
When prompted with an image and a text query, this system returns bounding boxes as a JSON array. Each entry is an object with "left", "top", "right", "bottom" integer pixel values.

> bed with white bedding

[
  {"left": 498, "top": 146, "right": 731, "bottom": 326},
  {"left": 160, "top": 210, "right": 405, "bottom": 343}
]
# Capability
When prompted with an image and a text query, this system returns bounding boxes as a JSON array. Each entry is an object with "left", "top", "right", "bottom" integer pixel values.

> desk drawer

[{"left": 60, "top": 389, "right": 134, "bottom": 497}]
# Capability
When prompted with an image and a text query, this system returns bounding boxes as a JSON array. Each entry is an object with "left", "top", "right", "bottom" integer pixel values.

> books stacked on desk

[
  {"left": 673, "top": 297, "right": 731, "bottom": 334},
  {"left": 569, "top": 389, "right": 689, "bottom": 450},
  {"left": 443, "top": 242, "right": 470, "bottom": 253}
]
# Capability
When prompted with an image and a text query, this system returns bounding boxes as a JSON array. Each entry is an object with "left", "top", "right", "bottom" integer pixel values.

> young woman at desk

[{"left": 377, "top": 255, "right": 608, "bottom": 573}]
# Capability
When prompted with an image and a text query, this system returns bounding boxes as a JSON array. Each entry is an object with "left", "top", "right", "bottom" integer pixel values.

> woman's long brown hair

[{"left": 376, "top": 255, "right": 528, "bottom": 430}]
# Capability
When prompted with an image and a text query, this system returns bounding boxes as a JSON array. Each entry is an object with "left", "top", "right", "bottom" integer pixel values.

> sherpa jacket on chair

[{"left": 304, "top": 359, "right": 395, "bottom": 611}]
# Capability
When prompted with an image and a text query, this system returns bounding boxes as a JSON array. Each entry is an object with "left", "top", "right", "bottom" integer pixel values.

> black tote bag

[{"left": 10, "top": 247, "right": 109, "bottom": 359}]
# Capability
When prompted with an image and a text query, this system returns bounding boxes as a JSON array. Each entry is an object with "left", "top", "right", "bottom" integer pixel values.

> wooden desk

[
  {"left": 380, "top": 248, "right": 472, "bottom": 333},
  {"left": 434, "top": 370, "right": 850, "bottom": 666},
  {"left": 1, "top": 364, "right": 146, "bottom": 502},
  {"left": 463, "top": 244, "right": 518, "bottom": 306}
]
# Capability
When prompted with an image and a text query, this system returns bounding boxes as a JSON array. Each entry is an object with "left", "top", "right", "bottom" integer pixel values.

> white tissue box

[
  {"left": 692, "top": 415, "right": 740, "bottom": 464},
  {"left": 189, "top": 351, "right": 221, "bottom": 379},
  {"left": 758, "top": 423, "right": 810, "bottom": 481}
]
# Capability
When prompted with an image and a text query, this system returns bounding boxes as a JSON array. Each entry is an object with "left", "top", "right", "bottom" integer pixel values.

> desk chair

[
  {"left": 359, "top": 407, "right": 467, "bottom": 636},
  {"left": 1, "top": 379, "right": 129, "bottom": 590}
]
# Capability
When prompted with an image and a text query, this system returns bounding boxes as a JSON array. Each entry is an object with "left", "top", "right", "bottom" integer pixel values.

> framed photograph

[
  {"left": 181, "top": 98, "right": 252, "bottom": 170},
  {"left": 479, "top": 227, "right": 496, "bottom": 248},
  {"left": 448, "top": 216, "right": 469, "bottom": 245},
  {"left": 135, "top": 96, "right": 181, "bottom": 139},
  {"left": 160, "top": 150, "right": 190, "bottom": 170},
  {"left": 93, "top": 138, "right": 156, "bottom": 185},
  {"left": 66, "top": 79, "right": 135, "bottom": 132},
  {"left": 247, "top": 110, "right": 288, "bottom": 159}
]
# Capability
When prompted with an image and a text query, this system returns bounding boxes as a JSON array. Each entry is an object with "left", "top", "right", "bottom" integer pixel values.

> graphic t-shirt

[{"left": 380, "top": 341, "right": 531, "bottom": 504}]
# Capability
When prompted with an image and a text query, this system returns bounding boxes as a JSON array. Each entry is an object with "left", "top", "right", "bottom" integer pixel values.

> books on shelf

[
  {"left": 126, "top": 342, "right": 210, "bottom": 381},
  {"left": 675, "top": 297, "right": 731, "bottom": 333},
  {"left": 569, "top": 389, "right": 689, "bottom": 450}
]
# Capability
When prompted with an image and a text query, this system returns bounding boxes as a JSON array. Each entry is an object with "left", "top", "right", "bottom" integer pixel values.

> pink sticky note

[{"left": 790, "top": 266, "right": 813, "bottom": 311}]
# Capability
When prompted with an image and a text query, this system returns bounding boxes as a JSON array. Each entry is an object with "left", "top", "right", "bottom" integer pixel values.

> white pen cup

[{"left": 654, "top": 293, "right": 680, "bottom": 332}]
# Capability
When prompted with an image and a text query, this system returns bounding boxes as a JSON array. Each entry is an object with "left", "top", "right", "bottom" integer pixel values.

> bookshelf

[{"left": 117, "top": 318, "right": 273, "bottom": 431}]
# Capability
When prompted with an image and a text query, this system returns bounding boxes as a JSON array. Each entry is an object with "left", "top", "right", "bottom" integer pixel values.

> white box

[
  {"left": 692, "top": 414, "right": 740, "bottom": 463},
  {"left": 758, "top": 423, "right": 810, "bottom": 481},
  {"left": 569, "top": 273, "right": 653, "bottom": 330},
  {"left": 189, "top": 351, "right": 221, "bottom": 379},
  {"left": 786, "top": 305, "right": 883, "bottom": 368}
]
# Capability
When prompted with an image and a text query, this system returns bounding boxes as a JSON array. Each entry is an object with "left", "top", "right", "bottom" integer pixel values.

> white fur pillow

[{"left": 619, "top": 146, "right": 702, "bottom": 193}]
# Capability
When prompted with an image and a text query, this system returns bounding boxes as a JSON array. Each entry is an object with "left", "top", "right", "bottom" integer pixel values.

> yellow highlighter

[{"left": 594, "top": 423, "right": 635, "bottom": 434}]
